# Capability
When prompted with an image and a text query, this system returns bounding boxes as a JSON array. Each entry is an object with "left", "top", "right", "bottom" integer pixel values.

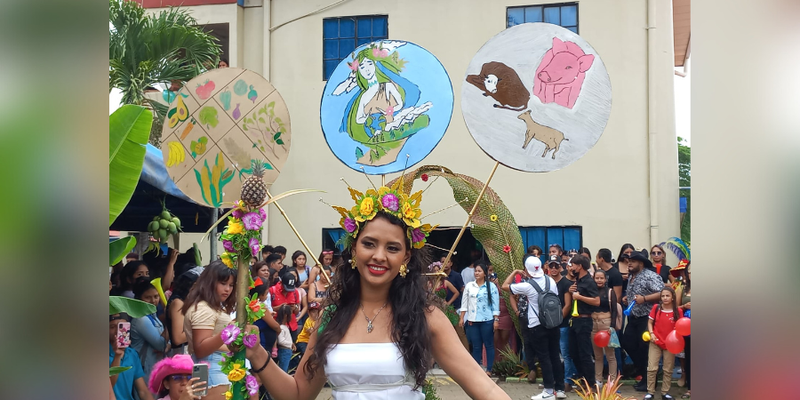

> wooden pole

[
  {"left": 441, "top": 161, "right": 500, "bottom": 271},
  {"left": 267, "top": 190, "right": 331, "bottom": 285}
]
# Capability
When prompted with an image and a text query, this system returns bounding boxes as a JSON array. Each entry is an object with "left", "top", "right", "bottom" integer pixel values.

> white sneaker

[
  {"left": 531, "top": 390, "right": 555, "bottom": 400},
  {"left": 555, "top": 390, "right": 567, "bottom": 399}
]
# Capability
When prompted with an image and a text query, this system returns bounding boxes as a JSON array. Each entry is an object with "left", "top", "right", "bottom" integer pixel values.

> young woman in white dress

[{"left": 241, "top": 182, "right": 511, "bottom": 400}]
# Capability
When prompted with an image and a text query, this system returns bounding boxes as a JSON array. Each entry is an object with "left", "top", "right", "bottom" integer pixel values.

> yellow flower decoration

[
  {"left": 490, "top": 214, "right": 498, "bottom": 222},
  {"left": 359, "top": 196, "right": 375, "bottom": 217},
  {"left": 227, "top": 220, "right": 244, "bottom": 235},
  {"left": 227, "top": 363, "right": 246, "bottom": 382},
  {"left": 225, "top": 391, "right": 233, "bottom": 400},
  {"left": 221, "top": 253, "right": 235, "bottom": 269}
]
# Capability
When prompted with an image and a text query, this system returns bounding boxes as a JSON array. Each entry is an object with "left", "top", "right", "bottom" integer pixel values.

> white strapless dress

[{"left": 325, "top": 343, "right": 425, "bottom": 400}]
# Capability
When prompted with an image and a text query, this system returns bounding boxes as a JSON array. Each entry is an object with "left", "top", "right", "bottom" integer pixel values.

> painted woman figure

[{"left": 333, "top": 41, "right": 433, "bottom": 166}]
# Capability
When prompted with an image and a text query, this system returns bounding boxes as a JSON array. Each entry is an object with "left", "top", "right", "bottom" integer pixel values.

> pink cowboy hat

[{"left": 148, "top": 354, "right": 194, "bottom": 394}]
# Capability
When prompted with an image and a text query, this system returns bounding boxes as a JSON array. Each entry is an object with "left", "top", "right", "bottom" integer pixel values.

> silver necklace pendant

[{"left": 367, "top": 321, "right": 374, "bottom": 333}]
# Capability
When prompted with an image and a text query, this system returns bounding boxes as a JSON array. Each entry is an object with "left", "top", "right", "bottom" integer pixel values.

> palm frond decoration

[
  {"left": 660, "top": 236, "right": 691, "bottom": 261},
  {"left": 389, "top": 165, "right": 525, "bottom": 336}
]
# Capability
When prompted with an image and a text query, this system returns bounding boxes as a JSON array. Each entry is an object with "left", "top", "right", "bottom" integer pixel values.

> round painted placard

[
  {"left": 461, "top": 23, "right": 612, "bottom": 172},
  {"left": 159, "top": 68, "right": 291, "bottom": 207},
  {"left": 320, "top": 40, "right": 454, "bottom": 174}
]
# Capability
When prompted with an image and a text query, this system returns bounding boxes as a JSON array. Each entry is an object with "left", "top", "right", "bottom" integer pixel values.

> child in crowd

[
  {"left": 296, "top": 306, "right": 319, "bottom": 358},
  {"left": 645, "top": 287, "right": 683, "bottom": 400},
  {"left": 276, "top": 304, "right": 295, "bottom": 372},
  {"left": 148, "top": 354, "right": 207, "bottom": 400}
]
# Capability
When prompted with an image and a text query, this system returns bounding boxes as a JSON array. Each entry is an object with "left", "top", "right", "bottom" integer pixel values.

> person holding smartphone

[{"left": 110, "top": 313, "right": 154, "bottom": 400}]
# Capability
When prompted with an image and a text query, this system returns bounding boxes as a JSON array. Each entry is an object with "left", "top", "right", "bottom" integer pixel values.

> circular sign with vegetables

[{"left": 159, "top": 68, "right": 292, "bottom": 207}]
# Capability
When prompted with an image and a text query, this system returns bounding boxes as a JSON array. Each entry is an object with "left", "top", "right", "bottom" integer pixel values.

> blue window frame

[
  {"left": 519, "top": 226, "right": 582, "bottom": 264},
  {"left": 322, "top": 15, "right": 388, "bottom": 80},
  {"left": 507, "top": 3, "right": 578, "bottom": 33},
  {"left": 322, "top": 228, "right": 347, "bottom": 252}
]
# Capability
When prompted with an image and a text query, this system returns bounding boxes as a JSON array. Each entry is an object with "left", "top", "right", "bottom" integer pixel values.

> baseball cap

[
  {"left": 547, "top": 254, "right": 560, "bottom": 265},
  {"left": 525, "top": 256, "right": 544, "bottom": 278},
  {"left": 280, "top": 272, "right": 297, "bottom": 291}
]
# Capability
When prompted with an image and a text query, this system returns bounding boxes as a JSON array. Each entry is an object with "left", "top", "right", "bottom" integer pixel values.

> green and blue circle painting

[{"left": 320, "top": 40, "right": 454, "bottom": 174}]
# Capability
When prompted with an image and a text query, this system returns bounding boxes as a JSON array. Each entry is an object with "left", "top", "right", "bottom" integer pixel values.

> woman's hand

[
  {"left": 493, "top": 320, "right": 499, "bottom": 330},
  {"left": 458, "top": 317, "right": 464, "bottom": 328},
  {"left": 179, "top": 377, "right": 206, "bottom": 400},
  {"left": 683, "top": 302, "right": 691, "bottom": 310}
]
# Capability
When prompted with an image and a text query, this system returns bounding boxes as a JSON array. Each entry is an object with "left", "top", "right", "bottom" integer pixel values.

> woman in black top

[
  {"left": 650, "top": 245, "right": 673, "bottom": 284},
  {"left": 591, "top": 269, "right": 619, "bottom": 385}
]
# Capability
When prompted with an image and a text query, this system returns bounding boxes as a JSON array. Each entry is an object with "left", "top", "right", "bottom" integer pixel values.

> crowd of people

[
  {"left": 108, "top": 240, "right": 691, "bottom": 400},
  {"left": 109, "top": 245, "right": 342, "bottom": 400},
  {"left": 439, "top": 244, "right": 691, "bottom": 400}
]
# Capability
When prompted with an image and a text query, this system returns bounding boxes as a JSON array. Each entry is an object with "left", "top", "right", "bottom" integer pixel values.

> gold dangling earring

[
  {"left": 399, "top": 264, "right": 407, "bottom": 278},
  {"left": 351, "top": 257, "right": 357, "bottom": 269}
]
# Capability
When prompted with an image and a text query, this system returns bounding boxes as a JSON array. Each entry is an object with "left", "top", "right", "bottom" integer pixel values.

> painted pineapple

[{"left": 241, "top": 160, "right": 268, "bottom": 207}]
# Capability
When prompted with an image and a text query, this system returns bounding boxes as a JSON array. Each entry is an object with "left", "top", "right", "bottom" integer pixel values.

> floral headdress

[{"left": 332, "top": 177, "right": 436, "bottom": 250}]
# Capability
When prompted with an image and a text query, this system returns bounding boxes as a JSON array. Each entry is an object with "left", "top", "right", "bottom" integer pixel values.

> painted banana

[{"left": 166, "top": 141, "right": 184, "bottom": 167}]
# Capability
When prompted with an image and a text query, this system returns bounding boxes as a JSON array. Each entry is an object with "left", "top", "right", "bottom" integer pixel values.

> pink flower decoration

[
  {"left": 242, "top": 213, "right": 263, "bottom": 231},
  {"left": 372, "top": 48, "right": 388, "bottom": 58},
  {"left": 258, "top": 207, "right": 267, "bottom": 221},
  {"left": 385, "top": 105, "right": 394, "bottom": 115},
  {"left": 344, "top": 217, "right": 357, "bottom": 233},
  {"left": 223, "top": 240, "right": 234, "bottom": 252},
  {"left": 243, "top": 334, "right": 258, "bottom": 348},
  {"left": 503, "top": 245, "right": 511, "bottom": 253},
  {"left": 411, "top": 228, "right": 425, "bottom": 244},
  {"left": 249, "top": 237, "right": 260, "bottom": 258},
  {"left": 421, "top": 174, "right": 429, "bottom": 182},
  {"left": 349, "top": 60, "right": 359, "bottom": 71},
  {"left": 220, "top": 324, "right": 240, "bottom": 345},
  {"left": 381, "top": 193, "right": 399, "bottom": 212},
  {"left": 232, "top": 209, "right": 244, "bottom": 219},
  {"left": 246, "top": 375, "right": 259, "bottom": 395}
]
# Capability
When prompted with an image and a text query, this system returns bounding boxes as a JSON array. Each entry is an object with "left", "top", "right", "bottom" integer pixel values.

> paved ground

[{"left": 315, "top": 374, "right": 690, "bottom": 399}]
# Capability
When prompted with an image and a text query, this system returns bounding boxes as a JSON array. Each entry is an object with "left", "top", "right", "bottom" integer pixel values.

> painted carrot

[{"left": 180, "top": 120, "right": 195, "bottom": 140}]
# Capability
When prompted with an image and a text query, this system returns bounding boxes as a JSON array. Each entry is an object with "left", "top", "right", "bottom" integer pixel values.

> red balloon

[
  {"left": 593, "top": 330, "right": 610, "bottom": 347},
  {"left": 665, "top": 330, "right": 685, "bottom": 354},
  {"left": 675, "top": 317, "right": 691, "bottom": 336}
]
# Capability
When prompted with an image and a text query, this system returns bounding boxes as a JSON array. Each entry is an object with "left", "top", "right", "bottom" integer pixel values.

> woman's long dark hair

[
  {"left": 291, "top": 250, "right": 307, "bottom": 269},
  {"left": 473, "top": 262, "right": 492, "bottom": 309},
  {"left": 182, "top": 260, "right": 237, "bottom": 315},
  {"left": 119, "top": 261, "right": 148, "bottom": 292},
  {"left": 304, "top": 212, "right": 435, "bottom": 389},
  {"left": 616, "top": 243, "right": 635, "bottom": 263}
]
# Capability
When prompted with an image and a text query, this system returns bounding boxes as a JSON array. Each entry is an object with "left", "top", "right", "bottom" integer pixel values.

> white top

[
  {"left": 510, "top": 276, "right": 558, "bottom": 328},
  {"left": 460, "top": 281, "right": 500, "bottom": 322},
  {"left": 460, "top": 267, "right": 475, "bottom": 286},
  {"left": 326, "top": 343, "right": 424, "bottom": 399},
  {"left": 277, "top": 325, "right": 292, "bottom": 349}
]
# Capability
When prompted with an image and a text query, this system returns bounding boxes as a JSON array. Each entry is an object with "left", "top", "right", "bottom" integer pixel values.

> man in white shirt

[
  {"left": 503, "top": 256, "right": 566, "bottom": 400},
  {"left": 460, "top": 261, "right": 476, "bottom": 286}
]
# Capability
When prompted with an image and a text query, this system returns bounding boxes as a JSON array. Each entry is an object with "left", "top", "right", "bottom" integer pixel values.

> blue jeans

[
  {"left": 277, "top": 348, "right": 292, "bottom": 372},
  {"left": 560, "top": 326, "right": 577, "bottom": 384},
  {"left": 465, "top": 320, "right": 495, "bottom": 371}
]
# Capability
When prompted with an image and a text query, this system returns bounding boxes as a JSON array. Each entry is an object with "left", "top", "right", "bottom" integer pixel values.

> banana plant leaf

[
  {"left": 109, "top": 236, "right": 137, "bottom": 266},
  {"left": 110, "top": 105, "right": 153, "bottom": 225},
  {"left": 110, "top": 296, "right": 157, "bottom": 318},
  {"left": 110, "top": 366, "right": 132, "bottom": 376}
]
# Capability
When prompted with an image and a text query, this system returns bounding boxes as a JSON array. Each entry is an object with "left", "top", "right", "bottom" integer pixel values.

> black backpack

[{"left": 528, "top": 278, "right": 564, "bottom": 329}]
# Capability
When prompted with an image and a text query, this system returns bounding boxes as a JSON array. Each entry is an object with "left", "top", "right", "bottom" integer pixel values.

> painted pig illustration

[
  {"left": 466, "top": 61, "right": 530, "bottom": 111},
  {"left": 533, "top": 37, "right": 595, "bottom": 109},
  {"left": 518, "top": 110, "right": 568, "bottom": 159}
]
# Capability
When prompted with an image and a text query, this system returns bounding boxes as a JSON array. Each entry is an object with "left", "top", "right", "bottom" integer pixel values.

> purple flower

[
  {"left": 246, "top": 375, "right": 259, "bottom": 395},
  {"left": 411, "top": 228, "right": 425, "bottom": 244},
  {"left": 243, "top": 334, "right": 258, "bottom": 348},
  {"left": 343, "top": 217, "right": 357, "bottom": 233},
  {"left": 220, "top": 324, "right": 240, "bottom": 345},
  {"left": 223, "top": 240, "right": 234, "bottom": 252},
  {"left": 249, "top": 237, "right": 260, "bottom": 258},
  {"left": 381, "top": 193, "right": 400, "bottom": 212},
  {"left": 242, "top": 212, "right": 263, "bottom": 231},
  {"left": 232, "top": 209, "right": 244, "bottom": 219},
  {"left": 258, "top": 207, "right": 267, "bottom": 221}
]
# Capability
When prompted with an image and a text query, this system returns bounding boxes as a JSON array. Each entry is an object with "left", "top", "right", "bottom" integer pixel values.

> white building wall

[{"left": 148, "top": 0, "right": 680, "bottom": 265}]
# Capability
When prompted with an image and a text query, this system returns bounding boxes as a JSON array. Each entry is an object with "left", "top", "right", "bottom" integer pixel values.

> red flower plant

[
  {"left": 421, "top": 173, "right": 429, "bottom": 182},
  {"left": 502, "top": 245, "right": 511, "bottom": 253}
]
